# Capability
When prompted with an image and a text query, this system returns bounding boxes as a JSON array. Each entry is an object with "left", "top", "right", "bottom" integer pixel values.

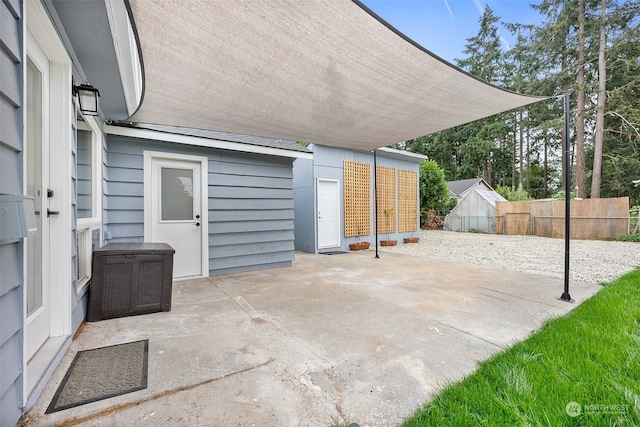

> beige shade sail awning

[{"left": 125, "top": 0, "right": 549, "bottom": 152}]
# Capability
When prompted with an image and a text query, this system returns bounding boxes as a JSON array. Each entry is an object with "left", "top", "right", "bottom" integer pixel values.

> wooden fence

[{"left": 495, "top": 197, "right": 630, "bottom": 240}]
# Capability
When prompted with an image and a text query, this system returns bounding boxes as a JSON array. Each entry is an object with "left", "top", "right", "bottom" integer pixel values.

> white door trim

[
  {"left": 316, "top": 178, "right": 341, "bottom": 249},
  {"left": 144, "top": 151, "right": 209, "bottom": 277}
]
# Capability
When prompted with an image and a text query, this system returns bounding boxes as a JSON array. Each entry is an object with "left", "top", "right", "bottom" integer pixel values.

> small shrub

[
  {"left": 496, "top": 183, "right": 530, "bottom": 201},
  {"left": 551, "top": 189, "right": 575, "bottom": 200},
  {"left": 419, "top": 160, "right": 451, "bottom": 212},
  {"left": 630, "top": 205, "right": 639, "bottom": 233}
]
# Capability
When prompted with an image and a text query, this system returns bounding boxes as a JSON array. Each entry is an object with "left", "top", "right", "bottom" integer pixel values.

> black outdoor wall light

[{"left": 73, "top": 83, "right": 100, "bottom": 116}]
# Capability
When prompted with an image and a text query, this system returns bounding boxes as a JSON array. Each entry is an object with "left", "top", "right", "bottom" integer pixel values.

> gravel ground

[{"left": 379, "top": 230, "right": 640, "bottom": 285}]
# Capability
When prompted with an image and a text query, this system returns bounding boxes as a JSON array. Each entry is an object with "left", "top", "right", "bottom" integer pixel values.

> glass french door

[{"left": 25, "top": 49, "right": 50, "bottom": 361}]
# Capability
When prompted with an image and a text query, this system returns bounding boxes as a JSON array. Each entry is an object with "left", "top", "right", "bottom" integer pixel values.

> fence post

[{"left": 531, "top": 215, "right": 535, "bottom": 236}]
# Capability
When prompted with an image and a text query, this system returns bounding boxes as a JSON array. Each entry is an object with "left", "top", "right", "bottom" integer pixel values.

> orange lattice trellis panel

[
  {"left": 398, "top": 170, "right": 418, "bottom": 232},
  {"left": 344, "top": 161, "right": 371, "bottom": 237},
  {"left": 376, "top": 166, "right": 396, "bottom": 234}
]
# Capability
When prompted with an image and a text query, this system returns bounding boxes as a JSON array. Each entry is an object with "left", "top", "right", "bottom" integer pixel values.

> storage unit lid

[{"left": 94, "top": 242, "right": 175, "bottom": 255}]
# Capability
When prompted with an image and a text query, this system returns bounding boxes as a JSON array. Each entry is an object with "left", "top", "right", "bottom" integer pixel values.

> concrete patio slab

[{"left": 22, "top": 250, "right": 601, "bottom": 427}]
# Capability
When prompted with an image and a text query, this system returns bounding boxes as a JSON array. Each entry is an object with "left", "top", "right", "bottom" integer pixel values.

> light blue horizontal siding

[
  {"left": 208, "top": 251, "right": 294, "bottom": 275},
  {"left": 0, "top": 332, "right": 21, "bottom": 425},
  {"left": 208, "top": 198, "right": 293, "bottom": 210},
  {"left": 209, "top": 173, "right": 291, "bottom": 189},
  {"left": 210, "top": 240, "right": 294, "bottom": 259},
  {"left": 104, "top": 209, "right": 144, "bottom": 224},
  {"left": 0, "top": 144, "right": 21, "bottom": 194},
  {"left": 208, "top": 230, "right": 294, "bottom": 246},
  {"left": 210, "top": 161, "right": 293, "bottom": 178},
  {"left": 211, "top": 209, "right": 294, "bottom": 222},
  {"left": 208, "top": 150, "right": 294, "bottom": 274},
  {"left": 106, "top": 152, "right": 142, "bottom": 169},
  {"left": 209, "top": 219, "right": 294, "bottom": 234},
  {"left": 105, "top": 134, "right": 295, "bottom": 275},
  {"left": 106, "top": 195, "right": 143, "bottom": 210},
  {"left": 1, "top": 1, "right": 23, "bottom": 424},
  {"left": 104, "top": 181, "right": 143, "bottom": 197},
  {"left": 107, "top": 167, "right": 143, "bottom": 183},
  {"left": 209, "top": 186, "right": 291, "bottom": 199},
  {"left": 105, "top": 223, "right": 144, "bottom": 242},
  {"left": 209, "top": 260, "right": 293, "bottom": 276},
  {"left": 0, "top": 288, "right": 22, "bottom": 404}
]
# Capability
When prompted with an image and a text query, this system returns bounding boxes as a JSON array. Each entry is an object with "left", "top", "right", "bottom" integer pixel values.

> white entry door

[
  {"left": 317, "top": 179, "right": 340, "bottom": 249},
  {"left": 149, "top": 157, "right": 204, "bottom": 278}
]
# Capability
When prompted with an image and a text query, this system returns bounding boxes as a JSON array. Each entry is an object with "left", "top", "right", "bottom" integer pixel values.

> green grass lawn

[{"left": 403, "top": 269, "right": 640, "bottom": 427}]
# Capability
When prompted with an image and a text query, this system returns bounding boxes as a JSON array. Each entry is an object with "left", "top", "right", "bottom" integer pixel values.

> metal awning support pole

[
  {"left": 374, "top": 150, "right": 379, "bottom": 259},
  {"left": 560, "top": 92, "right": 573, "bottom": 302}
]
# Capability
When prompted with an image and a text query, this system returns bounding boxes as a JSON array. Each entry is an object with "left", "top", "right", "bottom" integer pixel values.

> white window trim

[{"left": 76, "top": 115, "right": 103, "bottom": 292}]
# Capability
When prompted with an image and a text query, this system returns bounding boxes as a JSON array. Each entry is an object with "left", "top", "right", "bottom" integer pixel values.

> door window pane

[
  {"left": 161, "top": 168, "right": 194, "bottom": 220},
  {"left": 77, "top": 129, "right": 93, "bottom": 218},
  {"left": 26, "top": 57, "right": 43, "bottom": 315}
]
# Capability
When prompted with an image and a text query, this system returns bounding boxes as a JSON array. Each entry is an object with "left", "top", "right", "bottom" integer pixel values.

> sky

[{"left": 360, "top": 0, "right": 543, "bottom": 64}]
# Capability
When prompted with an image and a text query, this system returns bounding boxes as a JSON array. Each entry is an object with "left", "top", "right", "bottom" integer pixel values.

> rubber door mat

[{"left": 46, "top": 339, "right": 148, "bottom": 413}]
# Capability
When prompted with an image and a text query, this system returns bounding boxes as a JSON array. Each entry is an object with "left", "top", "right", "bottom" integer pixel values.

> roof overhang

[
  {"left": 52, "top": 0, "right": 142, "bottom": 119},
  {"left": 375, "top": 147, "right": 427, "bottom": 163},
  {"left": 124, "top": 0, "right": 549, "bottom": 151},
  {"left": 104, "top": 124, "right": 312, "bottom": 159}
]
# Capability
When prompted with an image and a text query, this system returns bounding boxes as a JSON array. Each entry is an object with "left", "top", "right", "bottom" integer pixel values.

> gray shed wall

[
  {"left": 293, "top": 144, "right": 422, "bottom": 253},
  {"left": 105, "top": 135, "right": 295, "bottom": 275},
  {"left": 0, "top": 0, "right": 25, "bottom": 425},
  {"left": 292, "top": 158, "right": 315, "bottom": 252}
]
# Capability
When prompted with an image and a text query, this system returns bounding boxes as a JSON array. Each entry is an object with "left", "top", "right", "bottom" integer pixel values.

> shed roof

[
  {"left": 447, "top": 178, "right": 491, "bottom": 198},
  {"left": 475, "top": 190, "right": 507, "bottom": 207},
  {"left": 124, "top": 0, "right": 549, "bottom": 152}
]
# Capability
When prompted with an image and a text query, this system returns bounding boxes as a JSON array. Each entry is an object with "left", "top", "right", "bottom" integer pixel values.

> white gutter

[
  {"left": 376, "top": 147, "right": 427, "bottom": 163},
  {"left": 105, "top": 0, "right": 143, "bottom": 116}
]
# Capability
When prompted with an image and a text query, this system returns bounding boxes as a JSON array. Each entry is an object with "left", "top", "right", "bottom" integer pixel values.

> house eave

[
  {"left": 375, "top": 147, "right": 427, "bottom": 163},
  {"left": 50, "top": 0, "right": 141, "bottom": 120},
  {"left": 103, "top": 124, "right": 313, "bottom": 159}
]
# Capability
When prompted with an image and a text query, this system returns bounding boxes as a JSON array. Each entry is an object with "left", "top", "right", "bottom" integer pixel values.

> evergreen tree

[{"left": 397, "top": 0, "right": 639, "bottom": 205}]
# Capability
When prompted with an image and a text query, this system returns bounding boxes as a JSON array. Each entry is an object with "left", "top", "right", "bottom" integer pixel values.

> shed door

[
  {"left": 150, "top": 158, "right": 203, "bottom": 278},
  {"left": 317, "top": 179, "right": 340, "bottom": 249}
]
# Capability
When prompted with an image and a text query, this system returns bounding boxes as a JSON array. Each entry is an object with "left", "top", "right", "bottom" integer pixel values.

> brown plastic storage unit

[{"left": 87, "top": 243, "right": 175, "bottom": 322}]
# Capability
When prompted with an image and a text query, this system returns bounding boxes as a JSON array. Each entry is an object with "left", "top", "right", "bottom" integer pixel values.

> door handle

[{"left": 47, "top": 209, "right": 60, "bottom": 217}]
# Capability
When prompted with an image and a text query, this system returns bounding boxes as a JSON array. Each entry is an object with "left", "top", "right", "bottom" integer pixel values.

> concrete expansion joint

[
  {"left": 440, "top": 322, "right": 507, "bottom": 351},
  {"left": 51, "top": 359, "right": 275, "bottom": 427}
]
